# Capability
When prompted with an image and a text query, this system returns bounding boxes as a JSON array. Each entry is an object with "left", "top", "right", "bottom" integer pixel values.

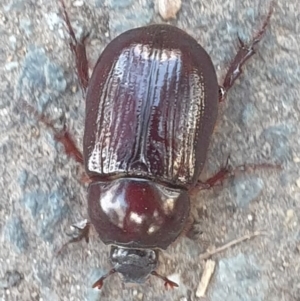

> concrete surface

[{"left": 0, "top": 0, "right": 299, "bottom": 300}]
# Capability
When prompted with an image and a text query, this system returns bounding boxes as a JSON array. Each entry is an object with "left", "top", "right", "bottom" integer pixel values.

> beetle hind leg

[
  {"left": 219, "top": 0, "right": 274, "bottom": 102},
  {"left": 58, "top": 0, "right": 89, "bottom": 92},
  {"left": 20, "top": 100, "right": 84, "bottom": 164}
]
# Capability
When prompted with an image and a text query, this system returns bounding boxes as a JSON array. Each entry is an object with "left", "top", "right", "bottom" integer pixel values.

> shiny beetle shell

[
  {"left": 83, "top": 24, "right": 218, "bottom": 277},
  {"left": 84, "top": 25, "right": 218, "bottom": 186}
]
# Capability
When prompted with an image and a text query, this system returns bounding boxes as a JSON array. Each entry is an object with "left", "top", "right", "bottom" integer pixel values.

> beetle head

[
  {"left": 110, "top": 246, "right": 157, "bottom": 283},
  {"left": 91, "top": 246, "right": 178, "bottom": 289}
]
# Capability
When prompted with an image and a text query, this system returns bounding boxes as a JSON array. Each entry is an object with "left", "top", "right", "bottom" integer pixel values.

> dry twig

[
  {"left": 196, "top": 259, "right": 216, "bottom": 298},
  {"left": 199, "top": 231, "right": 265, "bottom": 261}
]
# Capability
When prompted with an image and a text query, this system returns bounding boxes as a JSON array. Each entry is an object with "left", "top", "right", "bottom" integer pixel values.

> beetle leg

[
  {"left": 196, "top": 159, "right": 281, "bottom": 191},
  {"left": 219, "top": 1, "right": 274, "bottom": 102},
  {"left": 58, "top": 0, "right": 89, "bottom": 92},
  {"left": 56, "top": 220, "right": 91, "bottom": 256},
  {"left": 92, "top": 269, "right": 117, "bottom": 289},
  {"left": 150, "top": 271, "right": 179, "bottom": 289},
  {"left": 20, "top": 100, "right": 84, "bottom": 164},
  {"left": 197, "top": 156, "right": 232, "bottom": 189},
  {"left": 54, "top": 123, "right": 84, "bottom": 164}
]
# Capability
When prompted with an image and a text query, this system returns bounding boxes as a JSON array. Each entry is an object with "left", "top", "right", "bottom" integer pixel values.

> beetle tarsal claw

[
  {"left": 92, "top": 269, "right": 116, "bottom": 289},
  {"left": 164, "top": 279, "right": 179, "bottom": 289},
  {"left": 151, "top": 271, "right": 178, "bottom": 289},
  {"left": 92, "top": 279, "right": 104, "bottom": 290}
]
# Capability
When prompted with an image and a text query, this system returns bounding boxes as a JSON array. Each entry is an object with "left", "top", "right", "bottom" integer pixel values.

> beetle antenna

[
  {"left": 151, "top": 271, "right": 179, "bottom": 289},
  {"left": 92, "top": 269, "right": 117, "bottom": 289}
]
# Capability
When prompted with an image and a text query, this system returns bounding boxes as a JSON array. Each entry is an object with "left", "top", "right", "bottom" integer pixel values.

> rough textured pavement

[{"left": 0, "top": 0, "right": 299, "bottom": 300}]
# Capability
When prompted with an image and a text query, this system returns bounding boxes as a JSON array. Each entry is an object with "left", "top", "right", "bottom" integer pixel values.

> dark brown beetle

[
  {"left": 85, "top": 24, "right": 218, "bottom": 288},
  {"left": 29, "top": 0, "right": 274, "bottom": 289}
]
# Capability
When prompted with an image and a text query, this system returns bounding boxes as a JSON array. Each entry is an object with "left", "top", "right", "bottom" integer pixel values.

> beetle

[{"left": 27, "top": 0, "right": 274, "bottom": 289}]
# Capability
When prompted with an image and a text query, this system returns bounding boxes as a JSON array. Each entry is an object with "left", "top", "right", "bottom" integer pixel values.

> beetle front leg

[
  {"left": 54, "top": 125, "right": 84, "bottom": 164},
  {"left": 57, "top": 220, "right": 91, "bottom": 256},
  {"left": 59, "top": 0, "right": 89, "bottom": 92},
  {"left": 219, "top": 1, "right": 274, "bottom": 102}
]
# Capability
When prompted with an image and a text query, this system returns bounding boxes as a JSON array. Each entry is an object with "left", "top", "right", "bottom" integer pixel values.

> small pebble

[{"left": 156, "top": 0, "right": 182, "bottom": 20}]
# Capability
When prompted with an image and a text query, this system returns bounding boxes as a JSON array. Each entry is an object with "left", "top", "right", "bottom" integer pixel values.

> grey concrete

[{"left": 0, "top": 0, "right": 299, "bottom": 300}]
